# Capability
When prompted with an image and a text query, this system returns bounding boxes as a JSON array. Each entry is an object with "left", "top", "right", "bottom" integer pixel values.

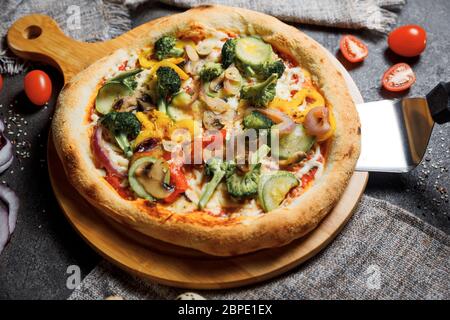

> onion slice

[
  {"left": 199, "top": 86, "right": 229, "bottom": 114},
  {"left": 0, "top": 156, "right": 13, "bottom": 174},
  {"left": 0, "top": 202, "right": 9, "bottom": 254},
  {"left": 304, "top": 106, "right": 331, "bottom": 137},
  {"left": 92, "top": 126, "right": 125, "bottom": 177},
  {"left": 0, "top": 185, "right": 19, "bottom": 255},
  {"left": 257, "top": 108, "right": 295, "bottom": 135},
  {"left": 0, "top": 185, "right": 19, "bottom": 235},
  {"left": 0, "top": 134, "right": 13, "bottom": 167},
  {"left": 185, "top": 45, "right": 199, "bottom": 62}
]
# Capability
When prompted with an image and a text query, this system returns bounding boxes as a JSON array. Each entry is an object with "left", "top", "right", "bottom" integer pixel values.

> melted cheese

[
  {"left": 294, "top": 145, "right": 324, "bottom": 183},
  {"left": 275, "top": 66, "right": 305, "bottom": 100}
]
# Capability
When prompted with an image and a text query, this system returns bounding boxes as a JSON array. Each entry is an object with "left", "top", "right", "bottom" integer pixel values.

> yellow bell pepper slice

[
  {"left": 270, "top": 87, "right": 326, "bottom": 122},
  {"left": 175, "top": 40, "right": 196, "bottom": 50},
  {"left": 169, "top": 119, "right": 196, "bottom": 138},
  {"left": 138, "top": 48, "right": 155, "bottom": 69},
  {"left": 136, "top": 111, "right": 154, "bottom": 130},
  {"left": 148, "top": 59, "right": 189, "bottom": 80},
  {"left": 134, "top": 111, "right": 174, "bottom": 146}
]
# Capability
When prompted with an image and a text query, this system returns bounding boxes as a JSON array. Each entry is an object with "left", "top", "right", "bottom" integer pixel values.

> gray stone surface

[{"left": 0, "top": 0, "right": 448, "bottom": 299}]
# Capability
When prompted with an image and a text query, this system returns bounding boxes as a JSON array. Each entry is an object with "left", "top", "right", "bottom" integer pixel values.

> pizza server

[{"left": 356, "top": 82, "right": 450, "bottom": 172}]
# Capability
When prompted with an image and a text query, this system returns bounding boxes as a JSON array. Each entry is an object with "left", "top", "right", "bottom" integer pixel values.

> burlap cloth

[{"left": 69, "top": 195, "right": 449, "bottom": 300}]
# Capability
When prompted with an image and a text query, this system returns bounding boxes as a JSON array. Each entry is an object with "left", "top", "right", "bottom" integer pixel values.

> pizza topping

[
  {"left": 240, "top": 74, "right": 277, "bottom": 107},
  {"left": 91, "top": 31, "right": 334, "bottom": 215},
  {"left": 128, "top": 156, "right": 157, "bottom": 201},
  {"left": 155, "top": 66, "right": 182, "bottom": 114},
  {"left": 274, "top": 124, "right": 315, "bottom": 161},
  {"left": 257, "top": 108, "right": 295, "bottom": 135},
  {"left": 200, "top": 85, "right": 229, "bottom": 113},
  {"left": 154, "top": 36, "right": 184, "bottom": 61},
  {"left": 99, "top": 112, "right": 141, "bottom": 158},
  {"left": 199, "top": 62, "right": 224, "bottom": 82},
  {"left": 303, "top": 106, "right": 332, "bottom": 139},
  {"left": 226, "top": 163, "right": 261, "bottom": 198},
  {"left": 185, "top": 44, "right": 199, "bottom": 62},
  {"left": 221, "top": 39, "right": 237, "bottom": 68},
  {"left": 198, "top": 158, "right": 235, "bottom": 209},
  {"left": 95, "top": 69, "right": 143, "bottom": 114},
  {"left": 243, "top": 111, "right": 273, "bottom": 129},
  {"left": 92, "top": 126, "right": 127, "bottom": 176},
  {"left": 95, "top": 83, "right": 132, "bottom": 115},
  {"left": 202, "top": 111, "right": 226, "bottom": 130},
  {"left": 235, "top": 37, "right": 272, "bottom": 69},
  {"left": 258, "top": 171, "right": 299, "bottom": 212},
  {"left": 164, "top": 163, "right": 189, "bottom": 203},
  {"left": 259, "top": 60, "right": 285, "bottom": 79}
]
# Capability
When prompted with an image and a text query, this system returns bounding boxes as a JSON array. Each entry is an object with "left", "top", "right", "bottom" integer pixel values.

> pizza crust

[{"left": 52, "top": 5, "right": 361, "bottom": 256}]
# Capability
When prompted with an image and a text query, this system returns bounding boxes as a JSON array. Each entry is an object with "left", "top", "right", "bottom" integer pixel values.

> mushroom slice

[
  {"left": 185, "top": 44, "right": 199, "bottom": 62},
  {"left": 135, "top": 159, "right": 174, "bottom": 199},
  {"left": 203, "top": 111, "right": 225, "bottom": 130}
]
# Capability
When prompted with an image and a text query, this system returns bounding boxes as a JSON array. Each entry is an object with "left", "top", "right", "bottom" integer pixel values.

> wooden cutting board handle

[{"left": 6, "top": 14, "right": 154, "bottom": 83}]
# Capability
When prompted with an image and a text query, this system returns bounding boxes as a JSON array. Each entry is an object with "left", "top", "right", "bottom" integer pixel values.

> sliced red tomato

[
  {"left": 105, "top": 173, "right": 133, "bottom": 199},
  {"left": 0, "top": 74, "right": 3, "bottom": 92},
  {"left": 301, "top": 168, "right": 318, "bottom": 188},
  {"left": 340, "top": 35, "right": 368, "bottom": 63},
  {"left": 388, "top": 25, "right": 426, "bottom": 57},
  {"left": 118, "top": 60, "right": 128, "bottom": 71},
  {"left": 24, "top": 70, "right": 52, "bottom": 106},
  {"left": 164, "top": 164, "right": 189, "bottom": 203},
  {"left": 202, "top": 128, "right": 227, "bottom": 149},
  {"left": 382, "top": 63, "right": 416, "bottom": 92}
]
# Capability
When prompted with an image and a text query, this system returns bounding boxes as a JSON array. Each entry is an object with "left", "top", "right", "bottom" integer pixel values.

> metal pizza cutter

[{"left": 356, "top": 82, "right": 450, "bottom": 172}]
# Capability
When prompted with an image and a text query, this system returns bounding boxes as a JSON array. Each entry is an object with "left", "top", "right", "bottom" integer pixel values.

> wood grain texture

[
  {"left": 48, "top": 135, "right": 368, "bottom": 288},
  {"left": 7, "top": 14, "right": 161, "bottom": 83},
  {"left": 9, "top": 13, "right": 368, "bottom": 288}
]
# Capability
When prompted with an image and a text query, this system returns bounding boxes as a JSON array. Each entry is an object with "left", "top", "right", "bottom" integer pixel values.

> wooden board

[{"left": 8, "top": 13, "right": 369, "bottom": 289}]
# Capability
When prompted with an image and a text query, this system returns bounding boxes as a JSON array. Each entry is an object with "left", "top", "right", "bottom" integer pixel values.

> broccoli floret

[
  {"left": 260, "top": 60, "right": 285, "bottom": 79},
  {"left": 154, "top": 36, "right": 184, "bottom": 61},
  {"left": 100, "top": 112, "right": 141, "bottom": 158},
  {"left": 240, "top": 74, "right": 278, "bottom": 108},
  {"left": 221, "top": 39, "right": 237, "bottom": 68},
  {"left": 199, "top": 62, "right": 224, "bottom": 82},
  {"left": 198, "top": 158, "right": 235, "bottom": 209},
  {"left": 156, "top": 66, "right": 181, "bottom": 113},
  {"left": 226, "top": 163, "right": 261, "bottom": 198},
  {"left": 243, "top": 111, "right": 274, "bottom": 129},
  {"left": 122, "top": 76, "right": 138, "bottom": 91},
  {"left": 106, "top": 69, "right": 142, "bottom": 91}
]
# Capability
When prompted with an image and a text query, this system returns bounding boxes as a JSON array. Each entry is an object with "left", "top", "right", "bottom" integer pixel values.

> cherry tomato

[
  {"left": 382, "top": 63, "right": 416, "bottom": 92},
  {"left": 339, "top": 35, "right": 369, "bottom": 63},
  {"left": 0, "top": 74, "right": 3, "bottom": 92},
  {"left": 388, "top": 25, "right": 427, "bottom": 57},
  {"left": 24, "top": 70, "right": 52, "bottom": 106}
]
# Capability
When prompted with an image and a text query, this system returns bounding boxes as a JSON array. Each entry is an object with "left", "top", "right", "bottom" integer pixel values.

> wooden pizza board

[{"left": 7, "top": 13, "right": 368, "bottom": 289}]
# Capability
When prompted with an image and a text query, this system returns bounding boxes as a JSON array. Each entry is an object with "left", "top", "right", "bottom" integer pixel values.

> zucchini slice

[
  {"left": 95, "top": 82, "right": 132, "bottom": 115},
  {"left": 106, "top": 68, "right": 142, "bottom": 84},
  {"left": 235, "top": 37, "right": 272, "bottom": 68},
  {"left": 258, "top": 171, "right": 299, "bottom": 212},
  {"left": 128, "top": 156, "right": 157, "bottom": 201},
  {"left": 129, "top": 157, "right": 174, "bottom": 200},
  {"left": 167, "top": 104, "right": 192, "bottom": 121},
  {"left": 275, "top": 124, "right": 315, "bottom": 160},
  {"left": 96, "top": 69, "right": 143, "bottom": 114}
]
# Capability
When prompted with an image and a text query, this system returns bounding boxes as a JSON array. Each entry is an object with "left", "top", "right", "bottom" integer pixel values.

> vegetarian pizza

[{"left": 52, "top": 5, "right": 360, "bottom": 256}]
